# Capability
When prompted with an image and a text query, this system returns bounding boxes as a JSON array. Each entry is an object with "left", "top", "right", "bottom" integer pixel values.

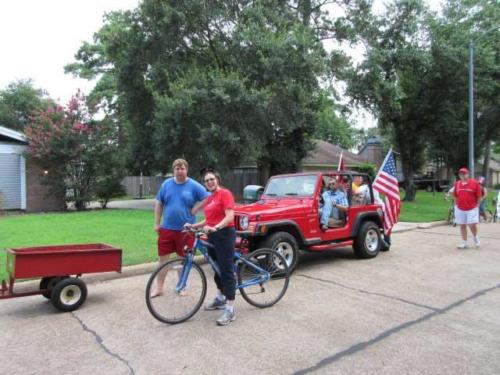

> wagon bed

[{"left": 1, "top": 243, "right": 122, "bottom": 312}]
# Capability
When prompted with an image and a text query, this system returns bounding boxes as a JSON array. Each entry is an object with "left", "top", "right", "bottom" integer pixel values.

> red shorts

[{"left": 157, "top": 229, "right": 194, "bottom": 257}]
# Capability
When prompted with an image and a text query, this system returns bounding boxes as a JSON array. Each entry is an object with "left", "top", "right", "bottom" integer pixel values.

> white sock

[
  {"left": 216, "top": 293, "right": 226, "bottom": 302},
  {"left": 225, "top": 305, "right": 234, "bottom": 313}
]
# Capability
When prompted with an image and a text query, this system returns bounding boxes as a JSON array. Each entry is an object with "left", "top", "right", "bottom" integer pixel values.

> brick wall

[{"left": 26, "top": 160, "right": 65, "bottom": 212}]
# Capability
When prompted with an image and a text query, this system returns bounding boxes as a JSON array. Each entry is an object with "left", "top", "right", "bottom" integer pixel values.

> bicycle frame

[{"left": 175, "top": 235, "right": 271, "bottom": 293}]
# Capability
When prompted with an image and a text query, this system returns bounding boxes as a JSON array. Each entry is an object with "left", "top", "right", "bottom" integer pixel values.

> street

[{"left": 1, "top": 223, "right": 500, "bottom": 375}]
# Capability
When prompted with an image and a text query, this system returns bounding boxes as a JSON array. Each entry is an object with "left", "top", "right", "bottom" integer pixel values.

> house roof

[
  {"left": 0, "top": 125, "right": 27, "bottom": 144},
  {"left": 302, "top": 140, "right": 366, "bottom": 167}
]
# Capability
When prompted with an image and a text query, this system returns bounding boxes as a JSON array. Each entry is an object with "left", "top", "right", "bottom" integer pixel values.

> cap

[{"left": 458, "top": 167, "right": 469, "bottom": 174}]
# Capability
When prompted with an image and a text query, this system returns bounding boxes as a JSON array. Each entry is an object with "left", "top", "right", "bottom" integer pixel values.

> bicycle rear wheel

[
  {"left": 238, "top": 248, "right": 290, "bottom": 308},
  {"left": 145, "top": 258, "right": 207, "bottom": 324}
]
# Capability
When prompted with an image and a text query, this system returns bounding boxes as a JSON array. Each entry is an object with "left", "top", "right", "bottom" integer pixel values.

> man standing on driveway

[
  {"left": 151, "top": 158, "right": 209, "bottom": 297},
  {"left": 453, "top": 167, "right": 482, "bottom": 249}
]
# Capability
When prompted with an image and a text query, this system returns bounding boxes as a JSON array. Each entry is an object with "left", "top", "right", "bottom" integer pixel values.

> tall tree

[
  {"left": 66, "top": 0, "right": 349, "bottom": 176},
  {"left": 426, "top": 0, "right": 500, "bottom": 177},
  {"left": 346, "top": 0, "right": 432, "bottom": 201}
]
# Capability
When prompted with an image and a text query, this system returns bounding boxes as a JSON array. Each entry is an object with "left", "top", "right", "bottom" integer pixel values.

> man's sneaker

[
  {"left": 474, "top": 237, "right": 481, "bottom": 248},
  {"left": 216, "top": 308, "right": 235, "bottom": 326},
  {"left": 204, "top": 297, "right": 226, "bottom": 311},
  {"left": 457, "top": 241, "right": 468, "bottom": 249}
]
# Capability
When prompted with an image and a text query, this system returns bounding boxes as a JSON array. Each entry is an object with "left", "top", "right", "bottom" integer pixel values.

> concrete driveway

[{"left": 1, "top": 223, "right": 499, "bottom": 375}]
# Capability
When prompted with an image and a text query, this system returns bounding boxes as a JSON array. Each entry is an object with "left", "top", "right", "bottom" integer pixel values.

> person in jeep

[
  {"left": 352, "top": 176, "right": 372, "bottom": 206},
  {"left": 320, "top": 178, "right": 349, "bottom": 230}
]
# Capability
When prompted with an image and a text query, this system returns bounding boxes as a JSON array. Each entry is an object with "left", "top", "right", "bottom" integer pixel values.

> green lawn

[
  {"left": 399, "top": 190, "right": 497, "bottom": 222},
  {"left": 0, "top": 209, "right": 158, "bottom": 282}
]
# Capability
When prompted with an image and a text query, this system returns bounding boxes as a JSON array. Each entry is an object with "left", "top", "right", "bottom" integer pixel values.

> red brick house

[{"left": 0, "top": 125, "right": 64, "bottom": 212}]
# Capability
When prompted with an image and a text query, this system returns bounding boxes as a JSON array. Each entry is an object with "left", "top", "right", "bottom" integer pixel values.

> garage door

[{"left": 0, "top": 153, "right": 21, "bottom": 209}]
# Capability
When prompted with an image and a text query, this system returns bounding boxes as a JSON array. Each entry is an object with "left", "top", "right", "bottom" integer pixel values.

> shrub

[{"left": 25, "top": 91, "right": 124, "bottom": 210}]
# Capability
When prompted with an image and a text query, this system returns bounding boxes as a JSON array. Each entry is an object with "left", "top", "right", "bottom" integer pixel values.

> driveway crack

[
  {"left": 296, "top": 273, "right": 439, "bottom": 311},
  {"left": 293, "top": 282, "right": 500, "bottom": 375},
  {"left": 71, "top": 312, "right": 135, "bottom": 375}
]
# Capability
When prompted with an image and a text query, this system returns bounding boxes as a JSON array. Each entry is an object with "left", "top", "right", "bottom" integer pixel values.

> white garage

[{"left": 0, "top": 126, "right": 27, "bottom": 210}]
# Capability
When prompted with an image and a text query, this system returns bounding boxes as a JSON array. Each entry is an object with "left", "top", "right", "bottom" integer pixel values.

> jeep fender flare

[
  {"left": 256, "top": 220, "right": 305, "bottom": 245},
  {"left": 351, "top": 213, "right": 384, "bottom": 237}
]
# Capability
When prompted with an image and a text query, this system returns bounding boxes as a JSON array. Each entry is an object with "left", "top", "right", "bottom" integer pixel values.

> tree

[
  {"left": 346, "top": 0, "right": 432, "bottom": 201},
  {"left": 426, "top": 0, "right": 500, "bottom": 176},
  {"left": 25, "top": 91, "right": 126, "bottom": 210},
  {"left": 66, "top": 0, "right": 350, "bottom": 176},
  {"left": 312, "top": 96, "right": 356, "bottom": 149},
  {"left": 0, "top": 79, "right": 52, "bottom": 131}
]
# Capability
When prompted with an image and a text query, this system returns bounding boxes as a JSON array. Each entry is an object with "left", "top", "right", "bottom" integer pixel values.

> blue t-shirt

[{"left": 156, "top": 177, "right": 209, "bottom": 230}]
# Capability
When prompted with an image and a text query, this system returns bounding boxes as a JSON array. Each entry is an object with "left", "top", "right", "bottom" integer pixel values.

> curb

[
  {"left": 393, "top": 220, "right": 449, "bottom": 234},
  {"left": 416, "top": 220, "right": 449, "bottom": 229},
  {"left": 11, "top": 255, "right": 208, "bottom": 292},
  {"left": 83, "top": 255, "right": 208, "bottom": 285},
  {"left": 79, "top": 221, "right": 451, "bottom": 283}
]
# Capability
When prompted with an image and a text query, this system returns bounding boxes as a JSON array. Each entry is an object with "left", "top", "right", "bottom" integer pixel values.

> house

[
  {"left": 476, "top": 155, "right": 500, "bottom": 188},
  {"left": 358, "top": 136, "right": 386, "bottom": 168},
  {"left": 0, "top": 125, "right": 64, "bottom": 212},
  {"left": 301, "top": 140, "right": 368, "bottom": 171}
]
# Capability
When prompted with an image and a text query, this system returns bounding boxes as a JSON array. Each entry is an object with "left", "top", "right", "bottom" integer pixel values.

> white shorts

[{"left": 454, "top": 206, "right": 479, "bottom": 225}]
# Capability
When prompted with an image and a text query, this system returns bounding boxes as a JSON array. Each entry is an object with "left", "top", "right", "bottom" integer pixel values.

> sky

[
  {"left": 0, "top": 0, "right": 443, "bottom": 129},
  {"left": 0, "top": 0, "right": 138, "bottom": 104}
]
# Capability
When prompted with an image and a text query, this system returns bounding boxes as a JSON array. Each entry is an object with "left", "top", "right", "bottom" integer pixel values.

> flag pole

[{"left": 374, "top": 148, "right": 393, "bottom": 182}]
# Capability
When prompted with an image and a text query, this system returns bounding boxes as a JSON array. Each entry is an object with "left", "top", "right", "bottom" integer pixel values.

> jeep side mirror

[{"left": 243, "top": 185, "right": 264, "bottom": 203}]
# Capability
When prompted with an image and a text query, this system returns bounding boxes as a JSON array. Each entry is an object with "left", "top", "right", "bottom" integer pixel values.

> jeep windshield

[{"left": 263, "top": 175, "right": 318, "bottom": 198}]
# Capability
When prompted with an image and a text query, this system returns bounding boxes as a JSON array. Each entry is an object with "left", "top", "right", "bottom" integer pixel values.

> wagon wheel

[
  {"left": 40, "top": 276, "right": 68, "bottom": 299},
  {"left": 51, "top": 278, "right": 87, "bottom": 312}
]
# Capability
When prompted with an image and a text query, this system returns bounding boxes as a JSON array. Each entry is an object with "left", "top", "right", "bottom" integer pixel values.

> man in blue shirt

[
  {"left": 321, "top": 178, "right": 349, "bottom": 230},
  {"left": 151, "top": 158, "right": 209, "bottom": 298}
]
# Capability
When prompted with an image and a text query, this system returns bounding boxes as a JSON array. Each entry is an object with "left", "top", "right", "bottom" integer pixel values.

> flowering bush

[{"left": 25, "top": 91, "right": 125, "bottom": 210}]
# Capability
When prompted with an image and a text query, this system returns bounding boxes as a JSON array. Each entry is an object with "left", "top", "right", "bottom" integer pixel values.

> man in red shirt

[{"left": 452, "top": 167, "right": 482, "bottom": 248}]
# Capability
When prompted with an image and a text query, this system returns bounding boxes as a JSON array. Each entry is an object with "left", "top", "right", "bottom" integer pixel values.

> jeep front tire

[
  {"left": 261, "top": 232, "right": 299, "bottom": 272},
  {"left": 353, "top": 221, "right": 381, "bottom": 259}
]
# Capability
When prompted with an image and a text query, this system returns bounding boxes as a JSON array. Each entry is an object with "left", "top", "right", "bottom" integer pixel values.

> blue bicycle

[{"left": 145, "top": 229, "right": 290, "bottom": 324}]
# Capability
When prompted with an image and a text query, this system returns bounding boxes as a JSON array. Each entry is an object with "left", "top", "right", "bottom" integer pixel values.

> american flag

[{"left": 373, "top": 150, "right": 401, "bottom": 235}]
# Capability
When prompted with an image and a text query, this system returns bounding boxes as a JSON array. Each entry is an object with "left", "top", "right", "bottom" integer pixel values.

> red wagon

[{"left": 0, "top": 243, "right": 122, "bottom": 312}]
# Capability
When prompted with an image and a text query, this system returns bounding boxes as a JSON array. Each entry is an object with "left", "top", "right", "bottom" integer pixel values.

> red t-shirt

[
  {"left": 453, "top": 179, "right": 481, "bottom": 211},
  {"left": 204, "top": 188, "right": 235, "bottom": 227}
]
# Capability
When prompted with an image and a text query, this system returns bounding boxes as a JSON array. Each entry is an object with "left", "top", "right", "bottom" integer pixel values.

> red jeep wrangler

[{"left": 234, "top": 171, "right": 389, "bottom": 271}]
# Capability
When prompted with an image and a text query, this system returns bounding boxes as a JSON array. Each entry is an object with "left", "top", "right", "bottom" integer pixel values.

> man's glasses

[{"left": 204, "top": 178, "right": 216, "bottom": 183}]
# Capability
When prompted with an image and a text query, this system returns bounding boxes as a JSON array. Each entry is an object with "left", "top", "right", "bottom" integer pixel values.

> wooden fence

[
  {"left": 122, "top": 176, "right": 164, "bottom": 197},
  {"left": 224, "top": 166, "right": 267, "bottom": 202},
  {"left": 122, "top": 167, "right": 267, "bottom": 201}
]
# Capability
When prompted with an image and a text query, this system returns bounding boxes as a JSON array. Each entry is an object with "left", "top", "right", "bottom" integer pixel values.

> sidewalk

[
  {"left": 88, "top": 198, "right": 156, "bottom": 210},
  {"left": 392, "top": 220, "right": 448, "bottom": 233}
]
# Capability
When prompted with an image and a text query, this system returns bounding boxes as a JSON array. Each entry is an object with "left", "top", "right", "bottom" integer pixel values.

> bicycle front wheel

[
  {"left": 145, "top": 258, "right": 207, "bottom": 324},
  {"left": 238, "top": 248, "right": 290, "bottom": 308}
]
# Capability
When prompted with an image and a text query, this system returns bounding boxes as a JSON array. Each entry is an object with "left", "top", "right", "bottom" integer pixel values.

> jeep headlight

[{"left": 239, "top": 215, "right": 249, "bottom": 230}]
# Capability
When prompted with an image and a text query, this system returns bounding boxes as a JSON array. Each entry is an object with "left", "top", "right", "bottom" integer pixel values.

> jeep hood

[{"left": 235, "top": 198, "right": 312, "bottom": 218}]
